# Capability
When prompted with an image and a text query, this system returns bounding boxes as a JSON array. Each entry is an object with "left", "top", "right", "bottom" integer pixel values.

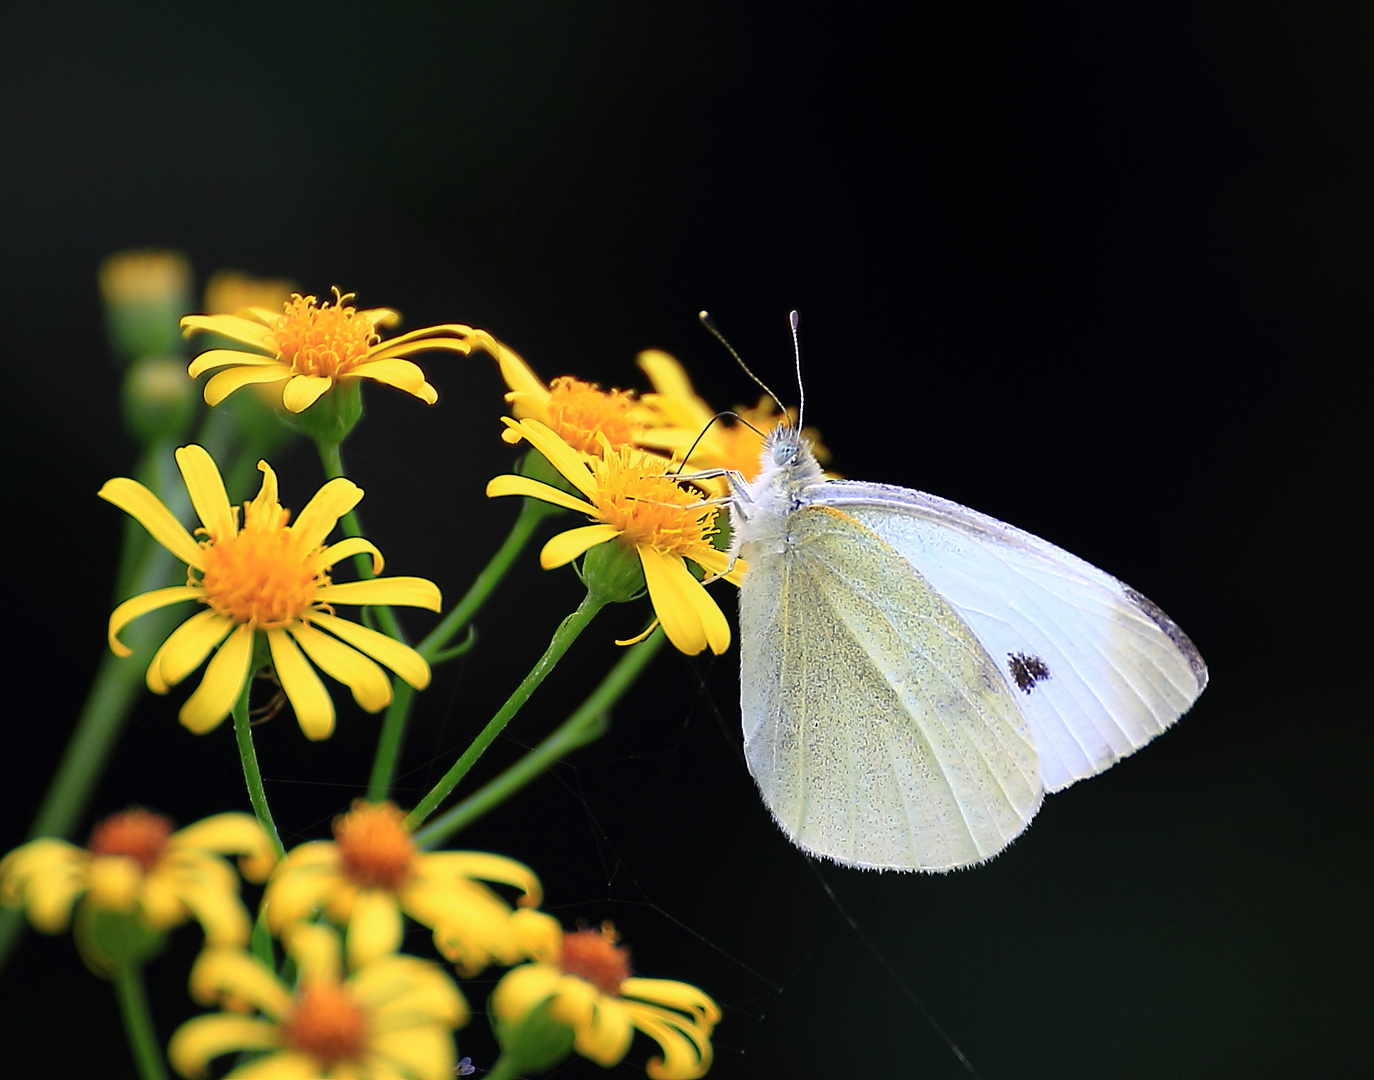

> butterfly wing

[
  {"left": 814, "top": 481, "right": 1208, "bottom": 793},
  {"left": 739, "top": 503, "right": 1043, "bottom": 871}
]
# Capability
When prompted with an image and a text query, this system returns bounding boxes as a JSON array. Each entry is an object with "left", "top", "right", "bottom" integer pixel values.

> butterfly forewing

[{"left": 739, "top": 503, "right": 1042, "bottom": 871}]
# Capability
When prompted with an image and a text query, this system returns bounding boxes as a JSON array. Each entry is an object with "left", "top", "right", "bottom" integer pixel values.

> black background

[{"left": 1, "top": 3, "right": 1369, "bottom": 1078}]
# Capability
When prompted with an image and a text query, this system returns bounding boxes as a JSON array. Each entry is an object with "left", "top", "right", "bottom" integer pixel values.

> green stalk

[
  {"left": 317, "top": 440, "right": 404, "bottom": 642},
  {"left": 414, "top": 628, "right": 664, "bottom": 849},
  {"left": 404, "top": 593, "right": 605, "bottom": 829},
  {"left": 366, "top": 496, "right": 551, "bottom": 802},
  {"left": 232, "top": 681, "right": 285, "bottom": 860},
  {"left": 113, "top": 962, "right": 170, "bottom": 1080}
]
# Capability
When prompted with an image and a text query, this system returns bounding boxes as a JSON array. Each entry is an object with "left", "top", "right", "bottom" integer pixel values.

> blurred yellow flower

[
  {"left": 182, "top": 287, "right": 493, "bottom": 412},
  {"left": 492, "top": 921, "right": 720, "bottom": 1080},
  {"left": 0, "top": 808, "right": 274, "bottom": 948},
  {"left": 264, "top": 801, "right": 543, "bottom": 973},
  {"left": 202, "top": 269, "right": 297, "bottom": 317},
  {"left": 169, "top": 922, "right": 465, "bottom": 1080},
  {"left": 100, "top": 444, "right": 441, "bottom": 739},
  {"left": 488, "top": 418, "right": 743, "bottom": 655}
]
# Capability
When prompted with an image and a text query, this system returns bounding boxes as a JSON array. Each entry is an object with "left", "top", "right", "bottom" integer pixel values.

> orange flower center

[
  {"left": 560, "top": 922, "right": 631, "bottom": 996},
  {"left": 280, "top": 979, "right": 370, "bottom": 1069},
  {"left": 333, "top": 801, "right": 416, "bottom": 891},
  {"left": 546, "top": 377, "right": 639, "bottom": 454},
  {"left": 87, "top": 808, "right": 174, "bottom": 873},
  {"left": 270, "top": 289, "right": 377, "bottom": 379},
  {"left": 594, "top": 449, "right": 720, "bottom": 557},
  {"left": 198, "top": 518, "right": 328, "bottom": 629}
]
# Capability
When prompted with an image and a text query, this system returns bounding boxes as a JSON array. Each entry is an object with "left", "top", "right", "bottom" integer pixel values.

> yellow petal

[
  {"left": 176, "top": 445, "right": 236, "bottom": 540},
  {"left": 179, "top": 624, "right": 254, "bottom": 734},
  {"left": 315, "top": 577, "right": 441, "bottom": 612},
  {"left": 171, "top": 814, "right": 277, "bottom": 882},
  {"left": 180, "top": 313, "right": 277, "bottom": 349},
  {"left": 360, "top": 306, "right": 402, "bottom": 329},
  {"left": 638, "top": 547, "right": 730, "bottom": 656},
  {"left": 371, "top": 322, "right": 481, "bottom": 353},
  {"left": 318, "top": 536, "right": 383, "bottom": 575},
  {"left": 267, "top": 628, "right": 335, "bottom": 740},
  {"left": 582, "top": 994, "right": 637, "bottom": 1068},
  {"left": 486, "top": 474, "right": 596, "bottom": 516},
  {"left": 418, "top": 852, "right": 542, "bottom": 905},
  {"left": 155, "top": 608, "right": 236, "bottom": 687},
  {"left": 176, "top": 877, "right": 252, "bottom": 946},
  {"left": 348, "top": 356, "right": 436, "bottom": 396},
  {"left": 188, "top": 348, "right": 282, "bottom": 377},
  {"left": 540, "top": 524, "right": 620, "bottom": 569},
  {"left": 307, "top": 613, "right": 432, "bottom": 690},
  {"left": 345, "top": 889, "right": 403, "bottom": 968},
  {"left": 262, "top": 856, "right": 344, "bottom": 930},
  {"left": 189, "top": 946, "right": 293, "bottom": 1015},
  {"left": 631, "top": 1002, "right": 715, "bottom": 1080},
  {"left": 281, "top": 374, "right": 333, "bottom": 413},
  {"left": 490, "top": 964, "right": 561, "bottom": 1025},
  {"left": 368, "top": 1027, "right": 457, "bottom": 1080},
  {"left": 107, "top": 586, "right": 200, "bottom": 658},
  {"left": 285, "top": 922, "right": 342, "bottom": 983},
  {"left": 98, "top": 478, "right": 205, "bottom": 569},
  {"left": 246, "top": 459, "right": 281, "bottom": 528},
  {"left": 203, "top": 364, "right": 291, "bottom": 407},
  {"left": 168, "top": 1014, "right": 282, "bottom": 1079},
  {"left": 502, "top": 418, "right": 599, "bottom": 500},
  {"left": 621, "top": 978, "right": 721, "bottom": 1026},
  {"left": 289, "top": 623, "right": 392, "bottom": 713},
  {"left": 290, "top": 477, "right": 363, "bottom": 553}
]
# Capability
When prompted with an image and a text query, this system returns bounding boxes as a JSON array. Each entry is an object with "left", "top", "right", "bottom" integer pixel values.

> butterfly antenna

[
  {"left": 698, "top": 310, "right": 789, "bottom": 422},
  {"left": 789, "top": 309, "right": 804, "bottom": 429}
]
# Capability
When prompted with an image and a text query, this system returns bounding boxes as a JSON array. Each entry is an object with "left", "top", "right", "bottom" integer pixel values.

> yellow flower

[
  {"left": 181, "top": 287, "right": 493, "bottom": 413},
  {"left": 0, "top": 808, "right": 274, "bottom": 947},
  {"left": 100, "top": 444, "right": 441, "bottom": 739},
  {"left": 488, "top": 418, "right": 742, "bottom": 655},
  {"left": 491, "top": 922, "right": 720, "bottom": 1080},
  {"left": 264, "top": 801, "right": 543, "bottom": 973},
  {"left": 636, "top": 349, "right": 831, "bottom": 481},
  {"left": 169, "top": 922, "right": 465, "bottom": 1080},
  {"left": 490, "top": 337, "right": 682, "bottom": 455}
]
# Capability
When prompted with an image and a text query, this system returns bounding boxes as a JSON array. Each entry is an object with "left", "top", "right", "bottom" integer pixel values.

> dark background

[{"left": 2, "top": 3, "right": 1368, "bottom": 1078}]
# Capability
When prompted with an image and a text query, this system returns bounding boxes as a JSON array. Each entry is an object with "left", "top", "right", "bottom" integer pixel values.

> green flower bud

[
  {"left": 121, "top": 355, "right": 198, "bottom": 446},
  {"left": 98, "top": 250, "right": 193, "bottom": 364}
]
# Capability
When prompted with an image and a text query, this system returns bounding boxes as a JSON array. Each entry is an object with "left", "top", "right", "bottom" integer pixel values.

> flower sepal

[
  {"left": 279, "top": 375, "right": 364, "bottom": 448},
  {"left": 580, "top": 536, "right": 647, "bottom": 606},
  {"left": 73, "top": 901, "right": 169, "bottom": 978},
  {"left": 489, "top": 986, "right": 577, "bottom": 1075}
]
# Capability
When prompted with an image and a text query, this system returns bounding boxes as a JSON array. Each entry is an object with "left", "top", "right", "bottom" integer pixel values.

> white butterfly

[{"left": 726, "top": 382, "right": 1207, "bottom": 873}]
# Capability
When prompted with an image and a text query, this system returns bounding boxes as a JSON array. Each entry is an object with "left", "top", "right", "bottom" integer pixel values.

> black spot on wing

[
  {"left": 1008, "top": 652, "right": 1051, "bottom": 694},
  {"left": 1124, "top": 587, "right": 1209, "bottom": 692}
]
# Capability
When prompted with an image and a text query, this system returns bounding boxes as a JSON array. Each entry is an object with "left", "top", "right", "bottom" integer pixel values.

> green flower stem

[
  {"left": 113, "top": 962, "right": 170, "bottom": 1080},
  {"left": 366, "top": 496, "right": 553, "bottom": 802},
  {"left": 366, "top": 679, "right": 415, "bottom": 802},
  {"left": 414, "top": 628, "right": 664, "bottom": 849},
  {"left": 405, "top": 593, "right": 606, "bottom": 830},
  {"left": 232, "top": 683, "right": 285, "bottom": 861},
  {"left": 317, "top": 440, "right": 404, "bottom": 642}
]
